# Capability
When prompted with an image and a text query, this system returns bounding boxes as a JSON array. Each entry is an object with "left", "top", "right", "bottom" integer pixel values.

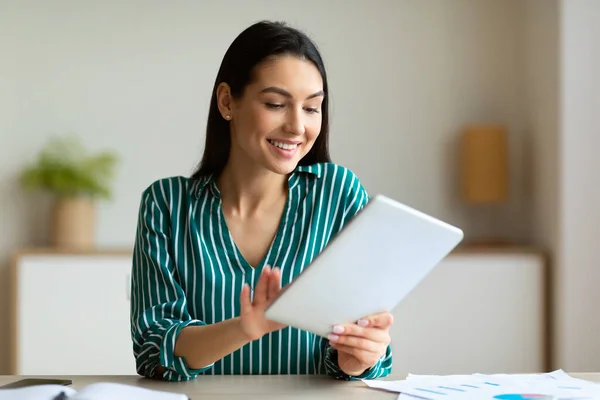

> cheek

[
  {"left": 243, "top": 106, "right": 282, "bottom": 138},
  {"left": 306, "top": 117, "right": 322, "bottom": 142}
]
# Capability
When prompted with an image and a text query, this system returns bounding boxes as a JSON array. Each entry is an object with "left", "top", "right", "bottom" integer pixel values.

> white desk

[{"left": 1, "top": 373, "right": 598, "bottom": 399}]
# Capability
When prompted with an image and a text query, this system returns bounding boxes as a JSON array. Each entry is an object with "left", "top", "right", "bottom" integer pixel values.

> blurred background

[{"left": 1, "top": 0, "right": 598, "bottom": 378}]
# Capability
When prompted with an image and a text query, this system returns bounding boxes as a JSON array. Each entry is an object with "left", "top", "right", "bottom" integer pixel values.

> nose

[{"left": 283, "top": 107, "right": 306, "bottom": 136}]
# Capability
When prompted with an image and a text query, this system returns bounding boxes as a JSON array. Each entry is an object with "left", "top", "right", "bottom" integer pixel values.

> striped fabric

[{"left": 130, "top": 162, "right": 393, "bottom": 381}]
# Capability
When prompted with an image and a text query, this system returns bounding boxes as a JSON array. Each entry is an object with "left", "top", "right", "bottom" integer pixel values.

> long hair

[{"left": 191, "top": 20, "right": 331, "bottom": 180}]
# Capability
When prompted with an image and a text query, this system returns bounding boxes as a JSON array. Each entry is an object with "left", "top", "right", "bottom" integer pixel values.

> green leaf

[{"left": 19, "top": 135, "right": 120, "bottom": 200}]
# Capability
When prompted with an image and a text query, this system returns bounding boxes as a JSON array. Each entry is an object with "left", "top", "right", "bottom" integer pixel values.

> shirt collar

[
  {"left": 295, "top": 163, "right": 323, "bottom": 178},
  {"left": 191, "top": 163, "right": 323, "bottom": 199}
]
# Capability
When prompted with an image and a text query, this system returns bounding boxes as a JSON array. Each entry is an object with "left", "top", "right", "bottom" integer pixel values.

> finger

[
  {"left": 267, "top": 267, "right": 281, "bottom": 301},
  {"left": 253, "top": 265, "right": 271, "bottom": 306},
  {"left": 331, "top": 324, "right": 389, "bottom": 343},
  {"left": 331, "top": 342, "right": 380, "bottom": 357},
  {"left": 328, "top": 332, "right": 387, "bottom": 352},
  {"left": 358, "top": 312, "right": 394, "bottom": 329},
  {"left": 330, "top": 343, "right": 381, "bottom": 366},
  {"left": 240, "top": 284, "right": 252, "bottom": 315}
]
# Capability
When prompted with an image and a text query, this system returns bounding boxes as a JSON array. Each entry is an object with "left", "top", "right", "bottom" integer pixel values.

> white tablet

[{"left": 264, "top": 194, "right": 464, "bottom": 338}]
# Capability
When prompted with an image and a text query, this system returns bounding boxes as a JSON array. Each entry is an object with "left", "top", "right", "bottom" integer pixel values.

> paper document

[
  {"left": 0, "top": 382, "right": 188, "bottom": 400},
  {"left": 363, "top": 369, "right": 600, "bottom": 400}
]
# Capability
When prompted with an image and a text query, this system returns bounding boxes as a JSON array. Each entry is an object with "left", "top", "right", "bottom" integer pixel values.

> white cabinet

[
  {"left": 390, "top": 249, "right": 547, "bottom": 376},
  {"left": 11, "top": 250, "right": 135, "bottom": 375},
  {"left": 11, "top": 247, "right": 546, "bottom": 376}
]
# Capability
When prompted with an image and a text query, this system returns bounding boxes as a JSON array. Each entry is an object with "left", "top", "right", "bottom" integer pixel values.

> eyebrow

[{"left": 260, "top": 86, "right": 325, "bottom": 100}]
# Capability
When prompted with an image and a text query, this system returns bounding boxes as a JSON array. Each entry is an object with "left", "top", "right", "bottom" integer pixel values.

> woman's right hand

[{"left": 239, "top": 265, "right": 286, "bottom": 341}]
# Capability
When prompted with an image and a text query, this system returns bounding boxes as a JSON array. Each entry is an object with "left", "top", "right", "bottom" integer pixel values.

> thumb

[{"left": 240, "top": 283, "right": 252, "bottom": 315}]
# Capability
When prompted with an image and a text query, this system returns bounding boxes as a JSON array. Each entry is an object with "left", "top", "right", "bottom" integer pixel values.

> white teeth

[{"left": 269, "top": 140, "right": 298, "bottom": 150}]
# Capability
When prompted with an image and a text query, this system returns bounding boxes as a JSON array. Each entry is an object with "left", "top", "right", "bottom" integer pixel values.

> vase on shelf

[{"left": 50, "top": 197, "right": 96, "bottom": 249}]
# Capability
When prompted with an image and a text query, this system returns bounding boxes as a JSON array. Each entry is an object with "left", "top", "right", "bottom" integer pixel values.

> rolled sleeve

[
  {"left": 130, "top": 185, "right": 211, "bottom": 381},
  {"left": 323, "top": 345, "right": 393, "bottom": 380}
]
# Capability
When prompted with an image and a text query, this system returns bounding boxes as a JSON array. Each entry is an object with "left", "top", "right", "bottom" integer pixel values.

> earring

[{"left": 224, "top": 114, "right": 231, "bottom": 120}]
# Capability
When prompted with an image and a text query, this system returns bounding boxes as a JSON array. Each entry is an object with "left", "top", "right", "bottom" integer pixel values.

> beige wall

[
  {"left": 522, "top": 0, "right": 560, "bottom": 368},
  {"left": 523, "top": 0, "right": 600, "bottom": 372},
  {"left": 523, "top": 0, "right": 559, "bottom": 257},
  {"left": 555, "top": 0, "right": 600, "bottom": 372}
]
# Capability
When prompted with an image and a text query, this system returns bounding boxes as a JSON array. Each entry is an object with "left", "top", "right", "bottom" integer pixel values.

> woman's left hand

[{"left": 328, "top": 311, "right": 393, "bottom": 377}]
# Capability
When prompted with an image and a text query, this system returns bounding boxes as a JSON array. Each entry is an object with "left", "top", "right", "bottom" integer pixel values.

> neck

[{"left": 217, "top": 157, "right": 288, "bottom": 217}]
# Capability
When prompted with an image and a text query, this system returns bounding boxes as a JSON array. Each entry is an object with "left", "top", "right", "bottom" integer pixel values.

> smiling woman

[
  {"left": 129, "top": 20, "right": 393, "bottom": 382},
  {"left": 214, "top": 55, "right": 325, "bottom": 175}
]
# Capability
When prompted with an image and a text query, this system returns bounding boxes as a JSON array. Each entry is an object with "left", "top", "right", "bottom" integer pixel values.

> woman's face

[{"left": 218, "top": 55, "right": 324, "bottom": 176}]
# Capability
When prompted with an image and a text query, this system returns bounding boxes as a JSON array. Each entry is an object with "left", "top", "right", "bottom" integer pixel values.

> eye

[
  {"left": 265, "top": 103, "right": 284, "bottom": 110},
  {"left": 304, "top": 107, "right": 320, "bottom": 114}
]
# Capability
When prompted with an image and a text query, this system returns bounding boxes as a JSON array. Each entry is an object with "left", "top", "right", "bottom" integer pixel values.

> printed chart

[
  {"left": 493, "top": 395, "right": 556, "bottom": 400},
  {"left": 364, "top": 369, "right": 600, "bottom": 400}
]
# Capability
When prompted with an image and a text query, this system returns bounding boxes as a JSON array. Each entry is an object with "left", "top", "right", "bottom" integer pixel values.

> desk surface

[{"left": 1, "top": 373, "right": 599, "bottom": 399}]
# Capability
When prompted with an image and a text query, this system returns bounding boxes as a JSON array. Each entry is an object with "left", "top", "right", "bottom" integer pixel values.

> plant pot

[{"left": 51, "top": 197, "right": 95, "bottom": 249}]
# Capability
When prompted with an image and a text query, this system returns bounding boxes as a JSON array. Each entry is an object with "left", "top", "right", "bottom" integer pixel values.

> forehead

[{"left": 250, "top": 55, "right": 324, "bottom": 96}]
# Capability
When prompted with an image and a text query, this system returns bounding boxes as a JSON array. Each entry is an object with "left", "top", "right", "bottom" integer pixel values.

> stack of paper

[{"left": 363, "top": 369, "right": 600, "bottom": 399}]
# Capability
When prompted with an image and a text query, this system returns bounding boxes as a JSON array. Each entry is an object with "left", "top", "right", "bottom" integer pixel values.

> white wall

[
  {"left": 555, "top": 0, "right": 600, "bottom": 372},
  {"left": 0, "top": 0, "right": 528, "bottom": 374}
]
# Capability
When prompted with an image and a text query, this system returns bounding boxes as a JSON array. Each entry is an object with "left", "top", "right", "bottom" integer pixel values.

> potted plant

[{"left": 20, "top": 135, "right": 119, "bottom": 249}]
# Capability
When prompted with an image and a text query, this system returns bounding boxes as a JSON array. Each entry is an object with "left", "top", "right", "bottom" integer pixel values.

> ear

[{"left": 216, "top": 82, "right": 234, "bottom": 121}]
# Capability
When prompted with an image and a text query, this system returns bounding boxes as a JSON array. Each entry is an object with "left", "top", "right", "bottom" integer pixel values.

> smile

[{"left": 267, "top": 139, "right": 299, "bottom": 150}]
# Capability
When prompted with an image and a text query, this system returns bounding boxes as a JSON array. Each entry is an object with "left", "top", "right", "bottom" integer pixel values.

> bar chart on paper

[
  {"left": 493, "top": 395, "right": 554, "bottom": 399},
  {"left": 364, "top": 370, "right": 600, "bottom": 399}
]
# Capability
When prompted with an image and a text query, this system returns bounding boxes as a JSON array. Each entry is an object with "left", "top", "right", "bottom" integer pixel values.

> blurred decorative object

[
  {"left": 49, "top": 197, "right": 96, "bottom": 249},
  {"left": 20, "top": 135, "right": 119, "bottom": 249},
  {"left": 460, "top": 124, "right": 509, "bottom": 204},
  {"left": 460, "top": 124, "right": 509, "bottom": 244}
]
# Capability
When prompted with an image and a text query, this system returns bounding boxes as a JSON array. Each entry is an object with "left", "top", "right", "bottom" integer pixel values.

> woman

[{"left": 130, "top": 20, "right": 393, "bottom": 382}]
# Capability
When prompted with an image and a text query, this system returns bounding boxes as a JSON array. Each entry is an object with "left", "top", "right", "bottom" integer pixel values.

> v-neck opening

[{"left": 218, "top": 191, "right": 291, "bottom": 273}]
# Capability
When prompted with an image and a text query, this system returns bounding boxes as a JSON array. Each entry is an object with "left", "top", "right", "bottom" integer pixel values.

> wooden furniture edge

[
  {"left": 451, "top": 244, "right": 547, "bottom": 255},
  {"left": 9, "top": 251, "right": 18, "bottom": 375},
  {"left": 11, "top": 248, "right": 133, "bottom": 257},
  {"left": 13, "top": 245, "right": 545, "bottom": 257},
  {"left": 541, "top": 248, "right": 553, "bottom": 372}
]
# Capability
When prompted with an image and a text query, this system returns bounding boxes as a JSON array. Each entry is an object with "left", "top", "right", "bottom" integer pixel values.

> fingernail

[
  {"left": 333, "top": 325, "right": 344, "bottom": 334},
  {"left": 328, "top": 334, "right": 339, "bottom": 342},
  {"left": 357, "top": 319, "right": 369, "bottom": 327}
]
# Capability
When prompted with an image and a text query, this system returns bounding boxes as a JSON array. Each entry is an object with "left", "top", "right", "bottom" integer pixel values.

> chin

[
  {"left": 260, "top": 154, "right": 304, "bottom": 176},
  {"left": 259, "top": 141, "right": 313, "bottom": 175},
  {"left": 266, "top": 161, "right": 299, "bottom": 176}
]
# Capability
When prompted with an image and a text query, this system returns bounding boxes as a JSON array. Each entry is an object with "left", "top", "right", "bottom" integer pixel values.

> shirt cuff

[
  {"left": 159, "top": 320, "right": 212, "bottom": 379},
  {"left": 324, "top": 346, "right": 381, "bottom": 380}
]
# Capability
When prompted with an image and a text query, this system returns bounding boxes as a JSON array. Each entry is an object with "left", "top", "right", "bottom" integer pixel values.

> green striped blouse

[{"left": 130, "top": 162, "right": 393, "bottom": 382}]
